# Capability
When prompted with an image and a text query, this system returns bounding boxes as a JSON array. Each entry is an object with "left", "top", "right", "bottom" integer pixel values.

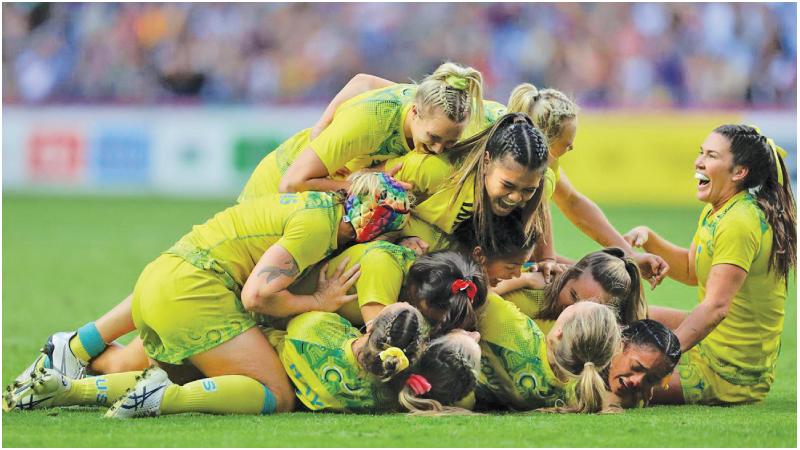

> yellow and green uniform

[
  {"left": 132, "top": 192, "right": 345, "bottom": 364},
  {"left": 503, "top": 287, "right": 555, "bottom": 335},
  {"left": 475, "top": 293, "right": 566, "bottom": 410},
  {"left": 543, "top": 158, "right": 561, "bottom": 202},
  {"left": 264, "top": 312, "right": 397, "bottom": 412},
  {"left": 679, "top": 191, "right": 785, "bottom": 404},
  {"left": 239, "top": 84, "right": 417, "bottom": 201},
  {"left": 463, "top": 99, "right": 506, "bottom": 139},
  {"left": 289, "top": 240, "right": 418, "bottom": 327}
]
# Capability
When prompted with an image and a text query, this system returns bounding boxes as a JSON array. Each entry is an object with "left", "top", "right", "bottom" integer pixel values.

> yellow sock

[
  {"left": 68, "top": 336, "right": 92, "bottom": 363},
  {"left": 54, "top": 372, "right": 141, "bottom": 407},
  {"left": 160, "top": 375, "right": 276, "bottom": 415}
]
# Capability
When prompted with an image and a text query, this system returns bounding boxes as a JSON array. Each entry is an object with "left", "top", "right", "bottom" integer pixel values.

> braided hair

[
  {"left": 446, "top": 113, "right": 550, "bottom": 252},
  {"left": 507, "top": 83, "right": 579, "bottom": 146},
  {"left": 358, "top": 303, "right": 426, "bottom": 381},
  {"left": 397, "top": 333, "right": 480, "bottom": 414},
  {"left": 415, "top": 61, "right": 484, "bottom": 128},
  {"left": 712, "top": 124, "right": 796, "bottom": 281},
  {"left": 621, "top": 319, "right": 681, "bottom": 372},
  {"left": 402, "top": 250, "right": 487, "bottom": 336}
]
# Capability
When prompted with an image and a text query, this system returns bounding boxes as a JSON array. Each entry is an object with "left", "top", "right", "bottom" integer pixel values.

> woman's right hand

[
  {"left": 312, "top": 257, "right": 361, "bottom": 312},
  {"left": 624, "top": 226, "right": 651, "bottom": 249}
]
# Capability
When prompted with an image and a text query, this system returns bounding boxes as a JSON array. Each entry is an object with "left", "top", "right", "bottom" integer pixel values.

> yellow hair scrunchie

[
  {"left": 445, "top": 74, "right": 468, "bottom": 91},
  {"left": 379, "top": 347, "right": 409, "bottom": 372},
  {"left": 750, "top": 125, "right": 787, "bottom": 186}
]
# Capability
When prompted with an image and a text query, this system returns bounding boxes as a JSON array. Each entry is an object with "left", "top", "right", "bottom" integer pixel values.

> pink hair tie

[
  {"left": 450, "top": 279, "right": 478, "bottom": 302},
  {"left": 406, "top": 374, "right": 432, "bottom": 396}
]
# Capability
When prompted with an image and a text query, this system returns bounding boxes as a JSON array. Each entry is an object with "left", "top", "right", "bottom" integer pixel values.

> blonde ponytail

[
  {"left": 398, "top": 385, "right": 475, "bottom": 416},
  {"left": 507, "top": 83, "right": 578, "bottom": 144},
  {"left": 542, "top": 302, "right": 621, "bottom": 414},
  {"left": 415, "top": 61, "right": 484, "bottom": 128}
]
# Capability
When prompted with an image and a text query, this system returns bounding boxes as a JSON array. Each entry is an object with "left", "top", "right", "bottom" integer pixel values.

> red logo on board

[{"left": 27, "top": 131, "right": 84, "bottom": 182}]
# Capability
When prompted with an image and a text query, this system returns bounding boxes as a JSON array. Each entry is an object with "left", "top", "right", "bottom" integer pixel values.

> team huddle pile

[{"left": 4, "top": 62, "right": 795, "bottom": 417}]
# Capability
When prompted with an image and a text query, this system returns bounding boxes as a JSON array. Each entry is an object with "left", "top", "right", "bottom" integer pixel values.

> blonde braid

[{"left": 508, "top": 83, "right": 578, "bottom": 143}]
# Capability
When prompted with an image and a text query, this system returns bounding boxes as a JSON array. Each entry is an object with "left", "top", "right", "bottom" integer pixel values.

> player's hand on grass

[
  {"left": 397, "top": 236, "right": 429, "bottom": 256},
  {"left": 312, "top": 257, "right": 360, "bottom": 312},
  {"left": 624, "top": 226, "right": 650, "bottom": 248},
  {"left": 632, "top": 252, "right": 669, "bottom": 290}
]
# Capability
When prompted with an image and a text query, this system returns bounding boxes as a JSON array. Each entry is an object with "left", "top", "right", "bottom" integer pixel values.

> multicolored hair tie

[
  {"left": 406, "top": 374, "right": 432, "bottom": 396},
  {"left": 344, "top": 172, "right": 411, "bottom": 242},
  {"left": 450, "top": 279, "right": 478, "bottom": 302}
]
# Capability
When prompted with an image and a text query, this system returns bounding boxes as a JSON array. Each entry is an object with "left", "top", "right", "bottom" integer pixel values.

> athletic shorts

[
  {"left": 678, "top": 342, "right": 773, "bottom": 405},
  {"left": 131, "top": 253, "right": 256, "bottom": 364}
]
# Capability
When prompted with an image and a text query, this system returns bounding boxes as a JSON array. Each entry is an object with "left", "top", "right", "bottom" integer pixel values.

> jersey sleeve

[
  {"left": 355, "top": 250, "right": 404, "bottom": 307},
  {"left": 385, "top": 152, "right": 452, "bottom": 197},
  {"left": 277, "top": 209, "right": 336, "bottom": 274},
  {"left": 310, "top": 104, "right": 384, "bottom": 174},
  {"left": 711, "top": 209, "right": 761, "bottom": 272}
]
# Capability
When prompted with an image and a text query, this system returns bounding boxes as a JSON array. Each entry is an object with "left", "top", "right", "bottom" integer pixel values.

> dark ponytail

[
  {"left": 713, "top": 124, "right": 796, "bottom": 281},
  {"left": 402, "top": 250, "right": 487, "bottom": 335},
  {"left": 359, "top": 304, "right": 426, "bottom": 381}
]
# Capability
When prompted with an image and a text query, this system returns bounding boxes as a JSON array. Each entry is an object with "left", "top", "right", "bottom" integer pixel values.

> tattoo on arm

[{"left": 258, "top": 257, "right": 299, "bottom": 284}]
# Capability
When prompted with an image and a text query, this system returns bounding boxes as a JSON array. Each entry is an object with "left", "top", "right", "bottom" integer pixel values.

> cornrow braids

[
  {"left": 396, "top": 333, "right": 480, "bottom": 414},
  {"left": 713, "top": 124, "right": 796, "bottom": 281},
  {"left": 359, "top": 304, "right": 426, "bottom": 381},
  {"left": 622, "top": 319, "right": 681, "bottom": 370},
  {"left": 415, "top": 61, "right": 484, "bottom": 128}
]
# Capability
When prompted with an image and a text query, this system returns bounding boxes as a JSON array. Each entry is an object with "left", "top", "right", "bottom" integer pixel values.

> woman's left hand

[{"left": 532, "top": 259, "right": 569, "bottom": 284}]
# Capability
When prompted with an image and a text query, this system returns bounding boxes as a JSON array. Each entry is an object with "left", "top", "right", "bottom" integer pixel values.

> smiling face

[
  {"left": 695, "top": 132, "right": 747, "bottom": 210},
  {"left": 607, "top": 343, "right": 673, "bottom": 401},
  {"left": 483, "top": 154, "right": 543, "bottom": 216},
  {"left": 408, "top": 104, "right": 466, "bottom": 155},
  {"left": 555, "top": 272, "right": 612, "bottom": 314},
  {"left": 548, "top": 118, "right": 578, "bottom": 159}
]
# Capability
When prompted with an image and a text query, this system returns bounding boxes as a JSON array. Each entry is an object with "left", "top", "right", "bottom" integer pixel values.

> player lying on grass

[
  {"left": 309, "top": 73, "right": 669, "bottom": 286},
  {"left": 238, "top": 61, "right": 485, "bottom": 198},
  {"left": 12, "top": 172, "right": 411, "bottom": 413},
  {"left": 5, "top": 304, "right": 482, "bottom": 416},
  {"left": 454, "top": 216, "right": 681, "bottom": 412},
  {"left": 624, "top": 125, "right": 796, "bottom": 406},
  {"left": 492, "top": 248, "right": 647, "bottom": 333}
]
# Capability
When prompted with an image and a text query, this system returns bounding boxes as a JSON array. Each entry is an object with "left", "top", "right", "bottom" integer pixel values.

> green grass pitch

[{"left": 2, "top": 194, "right": 796, "bottom": 447}]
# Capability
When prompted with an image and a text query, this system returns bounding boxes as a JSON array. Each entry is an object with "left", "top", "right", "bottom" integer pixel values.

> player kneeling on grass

[
  {"left": 624, "top": 125, "right": 796, "bottom": 406},
  {"left": 4, "top": 304, "right": 480, "bottom": 416},
  {"left": 7, "top": 172, "right": 411, "bottom": 415}
]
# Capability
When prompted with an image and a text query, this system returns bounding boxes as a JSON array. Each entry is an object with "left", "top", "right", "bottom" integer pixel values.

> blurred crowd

[{"left": 3, "top": 2, "right": 796, "bottom": 108}]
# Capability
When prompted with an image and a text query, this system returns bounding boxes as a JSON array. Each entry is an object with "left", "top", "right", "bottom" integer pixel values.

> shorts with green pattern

[
  {"left": 678, "top": 342, "right": 773, "bottom": 405},
  {"left": 131, "top": 253, "right": 256, "bottom": 365}
]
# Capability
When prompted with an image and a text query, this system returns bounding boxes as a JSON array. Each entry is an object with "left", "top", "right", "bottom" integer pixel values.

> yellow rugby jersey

[
  {"left": 502, "top": 287, "right": 555, "bottom": 335},
  {"left": 412, "top": 173, "right": 476, "bottom": 236},
  {"left": 238, "top": 128, "right": 315, "bottom": 202},
  {"left": 542, "top": 158, "right": 561, "bottom": 201},
  {"left": 264, "top": 312, "right": 396, "bottom": 412},
  {"left": 476, "top": 293, "right": 565, "bottom": 410},
  {"left": 384, "top": 151, "right": 453, "bottom": 202},
  {"left": 463, "top": 99, "right": 507, "bottom": 139},
  {"left": 691, "top": 191, "right": 785, "bottom": 386},
  {"left": 289, "top": 240, "right": 418, "bottom": 326},
  {"left": 167, "top": 192, "right": 343, "bottom": 291},
  {"left": 311, "top": 84, "right": 417, "bottom": 175}
]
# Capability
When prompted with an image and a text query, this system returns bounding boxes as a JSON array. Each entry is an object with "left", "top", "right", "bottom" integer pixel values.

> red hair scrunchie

[
  {"left": 406, "top": 374, "right": 432, "bottom": 396},
  {"left": 450, "top": 279, "right": 478, "bottom": 302}
]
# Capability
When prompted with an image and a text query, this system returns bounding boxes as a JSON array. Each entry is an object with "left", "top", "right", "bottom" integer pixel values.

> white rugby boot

[
  {"left": 105, "top": 366, "right": 172, "bottom": 419},
  {"left": 14, "top": 332, "right": 88, "bottom": 384},
  {"left": 3, "top": 367, "right": 71, "bottom": 412}
]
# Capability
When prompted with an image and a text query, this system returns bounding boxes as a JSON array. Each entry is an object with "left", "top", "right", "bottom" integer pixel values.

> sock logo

[
  {"left": 96, "top": 377, "right": 108, "bottom": 404},
  {"left": 201, "top": 379, "right": 217, "bottom": 392}
]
